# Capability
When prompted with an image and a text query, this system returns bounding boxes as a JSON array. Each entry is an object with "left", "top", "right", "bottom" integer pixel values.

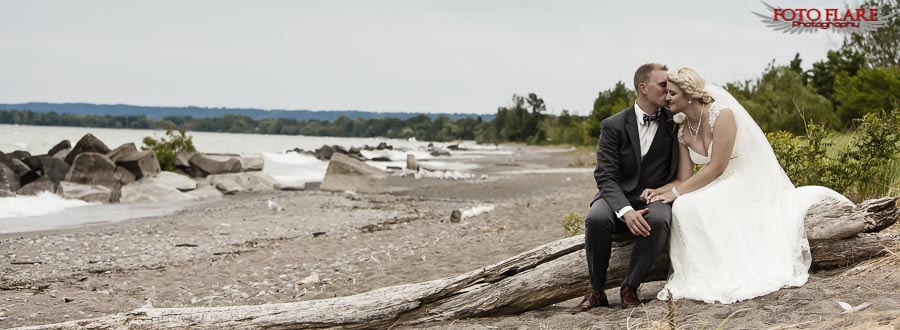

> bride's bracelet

[{"left": 671, "top": 187, "right": 682, "bottom": 198}]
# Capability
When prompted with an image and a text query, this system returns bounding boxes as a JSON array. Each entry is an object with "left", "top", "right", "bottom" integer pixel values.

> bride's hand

[
  {"left": 650, "top": 191, "right": 676, "bottom": 204},
  {"left": 640, "top": 188, "right": 659, "bottom": 202}
]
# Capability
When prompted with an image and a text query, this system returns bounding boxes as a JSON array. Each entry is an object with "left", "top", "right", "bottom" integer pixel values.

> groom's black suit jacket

[{"left": 591, "top": 106, "right": 679, "bottom": 211}]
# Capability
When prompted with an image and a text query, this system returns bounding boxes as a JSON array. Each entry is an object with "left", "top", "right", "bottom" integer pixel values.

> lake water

[{"left": 0, "top": 124, "right": 510, "bottom": 222}]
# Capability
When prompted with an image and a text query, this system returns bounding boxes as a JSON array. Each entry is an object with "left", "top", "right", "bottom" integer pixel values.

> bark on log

[{"left": 20, "top": 197, "right": 900, "bottom": 330}]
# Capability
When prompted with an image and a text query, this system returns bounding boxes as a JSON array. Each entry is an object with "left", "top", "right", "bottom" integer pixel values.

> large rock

[
  {"left": 57, "top": 182, "right": 111, "bottom": 202},
  {"left": 0, "top": 163, "right": 20, "bottom": 193},
  {"left": 116, "top": 150, "right": 161, "bottom": 179},
  {"left": 175, "top": 152, "right": 196, "bottom": 168},
  {"left": 107, "top": 143, "right": 138, "bottom": 163},
  {"left": 185, "top": 184, "right": 223, "bottom": 200},
  {"left": 65, "top": 133, "right": 111, "bottom": 164},
  {"left": 64, "top": 153, "right": 125, "bottom": 202},
  {"left": 189, "top": 154, "right": 242, "bottom": 176},
  {"left": 8, "top": 158, "right": 32, "bottom": 176},
  {"left": 208, "top": 172, "right": 278, "bottom": 195},
  {"left": 23, "top": 155, "right": 71, "bottom": 184},
  {"left": 239, "top": 156, "right": 264, "bottom": 172},
  {"left": 7, "top": 150, "right": 32, "bottom": 161},
  {"left": 315, "top": 145, "right": 336, "bottom": 161},
  {"left": 320, "top": 153, "right": 387, "bottom": 194},
  {"left": 17, "top": 176, "right": 56, "bottom": 196},
  {"left": 142, "top": 171, "right": 197, "bottom": 191},
  {"left": 202, "top": 154, "right": 264, "bottom": 172},
  {"left": 48, "top": 140, "right": 71, "bottom": 156},
  {"left": 120, "top": 180, "right": 195, "bottom": 203},
  {"left": 0, "top": 153, "right": 28, "bottom": 180}
]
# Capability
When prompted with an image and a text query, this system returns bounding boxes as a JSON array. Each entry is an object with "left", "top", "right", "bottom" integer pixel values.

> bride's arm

[
  {"left": 647, "top": 143, "right": 694, "bottom": 198},
  {"left": 672, "top": 109, "right": 737, "bottom": 195},
  {"left": 650, "top": 109, "right": 736, "bottom": 203}
]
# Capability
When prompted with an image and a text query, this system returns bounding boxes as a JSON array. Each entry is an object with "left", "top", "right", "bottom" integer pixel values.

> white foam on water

[{"left": 0, "top": 191, "right": 93, "bottom": 219}]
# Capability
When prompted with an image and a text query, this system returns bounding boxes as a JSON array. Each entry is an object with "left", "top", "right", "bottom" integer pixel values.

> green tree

[
  {"left": 588, "top": 82, "right": 635, "bottom": 138},
  {"left": 834, "top": 66, "right": 900, "bottom": 123},
  {"left": 845, "top": 0, "right": 899, "bottom": 68}
]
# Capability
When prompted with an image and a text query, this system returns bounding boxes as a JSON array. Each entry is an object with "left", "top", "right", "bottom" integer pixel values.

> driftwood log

[{"left": 21, "top": 197, "right": 900, "bottom": 330}]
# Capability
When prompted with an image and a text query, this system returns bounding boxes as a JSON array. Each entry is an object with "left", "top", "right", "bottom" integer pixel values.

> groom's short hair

[{"left": 634, "top": 63, "right": 668, "bottom": 92}]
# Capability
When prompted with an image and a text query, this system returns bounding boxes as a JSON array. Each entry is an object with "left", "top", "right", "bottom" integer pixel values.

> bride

[{"left": 645, "top": 67, "right": 852, "bottom": 304}]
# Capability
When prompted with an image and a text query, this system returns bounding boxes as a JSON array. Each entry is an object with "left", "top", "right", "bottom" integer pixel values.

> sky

[{"left": 0, "top": 0, "right": 854, "bottom": 115}]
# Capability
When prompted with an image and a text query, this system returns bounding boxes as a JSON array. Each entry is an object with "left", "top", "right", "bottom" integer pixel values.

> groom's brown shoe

[
  {"left": 620, "top": 285, "right": 641, "bottom": 309},
  {"left": 568, "top": 288, "right": 609, "bottom": 313}
]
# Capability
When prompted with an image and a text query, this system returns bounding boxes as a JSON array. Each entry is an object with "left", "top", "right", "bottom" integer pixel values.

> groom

[{"left": 571, "top": 63, "right": 679, "bottom": 312}]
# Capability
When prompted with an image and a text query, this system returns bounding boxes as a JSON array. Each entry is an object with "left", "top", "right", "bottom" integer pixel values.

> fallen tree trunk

[{"left": 21, "top": 197, "right": 900, "bottom": 330}]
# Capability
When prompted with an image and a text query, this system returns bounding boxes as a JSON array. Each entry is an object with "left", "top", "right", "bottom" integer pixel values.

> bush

[
  {"left": 768, "top": 108, "right": 900, "bottom": 201},
  {"left": 142, "top": 129, "right": 197, "bottom": 171},
  {"left": 562, "top": 212, "right": 585, "bottom": 237}
]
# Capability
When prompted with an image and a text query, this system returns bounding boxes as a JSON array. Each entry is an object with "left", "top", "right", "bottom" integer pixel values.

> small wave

[{"left": 0, "top": 192, "right": 93, "bottom": 219}]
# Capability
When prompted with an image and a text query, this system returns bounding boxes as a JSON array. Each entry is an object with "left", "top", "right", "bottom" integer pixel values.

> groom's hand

[
  {"left": 640, "top": 188, "right": 659, "bottom": 202},
  {"left": 623, "top": 209, "right": 651, "bottom": 237}
]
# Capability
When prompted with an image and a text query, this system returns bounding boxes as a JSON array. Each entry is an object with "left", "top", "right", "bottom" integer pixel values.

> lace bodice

[{"left": 678, "top": 103, "right": 722, "bottom": 165}]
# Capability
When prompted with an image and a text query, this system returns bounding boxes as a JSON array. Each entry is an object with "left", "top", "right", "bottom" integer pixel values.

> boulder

[
  {"left": 120, "top": 180, "right": 195, "bottom": 203},
  {"left": 185, "top": 184, "right": 223, "bottom": 200},
  {"left": 208, "top": 172, "right": 278, "bottom": 195},
  {"left": 406, "top": 154, "right": 418, "bottom": 170},
  {"left": 315, "top": 145, "right": 336, "bottom": 160},
  {"left": 239, "top": 156, "right": 264, "bottom": 172},
  {"left": 320, "top": 153, "right": 387, "bottom": 194},
  {"left": 114, "top": 167, "right": 137, "bottom": 186},
  {"left": 107, "top": 143, "right": 138, "bottom": 163},
  {"left": 65, "top": 133, "right": 111, "bottom": 164},
  {"left": 0, "top": 163, "right": 20, "bottom": 192},
  {"left": 52, "top": 148, "right": 70, "bottom": 159},
  {"left": 0, "top": 190, "right": 14, "bottom": 198},
  {"left": 142, "top": 171, "right": 197, "bottom": 191},
  {"left": 0, "top": 153, "right": 29, "bottom": 180},
  {"left": 7, "top": 150, "right": 32, "bottom": 161},
  {"left": 116, "top": 150, "right": 161, "bottom": 179},
  {"left": 64, "top": 153, "right": 124, "bottom": 202},
  {"left": 375, "top": 142, "right": 392, "bottom": 150},
  {"left": 304, "top": 181, "right": 321, "bottom": 190},
  {"left": 175, "top": 152, "right": 196, "bottom": 168},
  {"left": 57, "top": 182, "right": 111, "bottom": 202},
  {"left": 48, "top": 140, "right": 72, "bottom": 156},
  {"left": 189, "top": 154, "right": 242, "bottom": 176},
  {"left": 370, "top": 156, "right": 392, "bottom": 162},
  {"left": 9, "top": 158, "right": 32, "bottom": 176},
  {"left": 430, "top": 149, "right": 451, "bottom": 157},
  {"left": 17, "top": 176, "right": 56, "bottom": 196},
  {"left": 24, "top": 155, "right": 72, "bottom": 184}
]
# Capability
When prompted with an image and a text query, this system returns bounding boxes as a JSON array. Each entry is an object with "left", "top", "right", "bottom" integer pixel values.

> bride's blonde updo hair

[{"left": 668, "top": 67, "right": 714, "bottom": 104}]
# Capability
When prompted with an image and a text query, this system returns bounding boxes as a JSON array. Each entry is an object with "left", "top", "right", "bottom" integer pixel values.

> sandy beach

[{"left": 1, "top": 145, "right": 897, "bottom": 329}]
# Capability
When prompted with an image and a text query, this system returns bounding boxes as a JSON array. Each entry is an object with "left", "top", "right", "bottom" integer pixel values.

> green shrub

[
  {"left": 768, "top": 108, "right": 900, "bottom": 201},
  {"left": 562, "top": 212, "right": 585, "bottom": 237},
  {"left": 142, "top": 129, "right": 197, "bottom": 171}
]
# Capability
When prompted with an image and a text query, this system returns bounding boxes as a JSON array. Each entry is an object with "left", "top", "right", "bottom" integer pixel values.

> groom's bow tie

[{"left": 642, "top": 112, "right": 661, "bottom": 126}]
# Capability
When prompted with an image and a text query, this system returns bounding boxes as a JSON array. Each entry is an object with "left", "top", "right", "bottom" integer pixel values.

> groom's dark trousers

[{"left": 586, "top": 106, "right": 678, "bottom": 291}]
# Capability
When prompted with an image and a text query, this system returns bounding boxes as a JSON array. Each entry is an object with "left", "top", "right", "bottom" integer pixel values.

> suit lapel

[{"left": 624, "top": 107, "right": 641, "bottom": 166}]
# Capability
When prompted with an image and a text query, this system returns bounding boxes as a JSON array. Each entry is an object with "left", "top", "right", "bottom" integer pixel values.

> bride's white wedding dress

[{"left": 657, "top": 85, "right": 852, "bottom": 304}]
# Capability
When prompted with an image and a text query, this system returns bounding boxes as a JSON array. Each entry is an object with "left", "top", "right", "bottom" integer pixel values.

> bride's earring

[{"left": 688, "top": 99, "right": 692, "bottom": 104}]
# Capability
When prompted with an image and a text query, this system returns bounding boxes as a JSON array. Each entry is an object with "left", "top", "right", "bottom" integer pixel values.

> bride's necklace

[{"left": 687, "top": 105, "right": 706, "bottom": 142}]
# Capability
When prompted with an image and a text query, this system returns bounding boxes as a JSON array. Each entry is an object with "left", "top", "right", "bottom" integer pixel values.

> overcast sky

[{"left": 1, "top": 0, "right": 852, "bottom": 115}]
